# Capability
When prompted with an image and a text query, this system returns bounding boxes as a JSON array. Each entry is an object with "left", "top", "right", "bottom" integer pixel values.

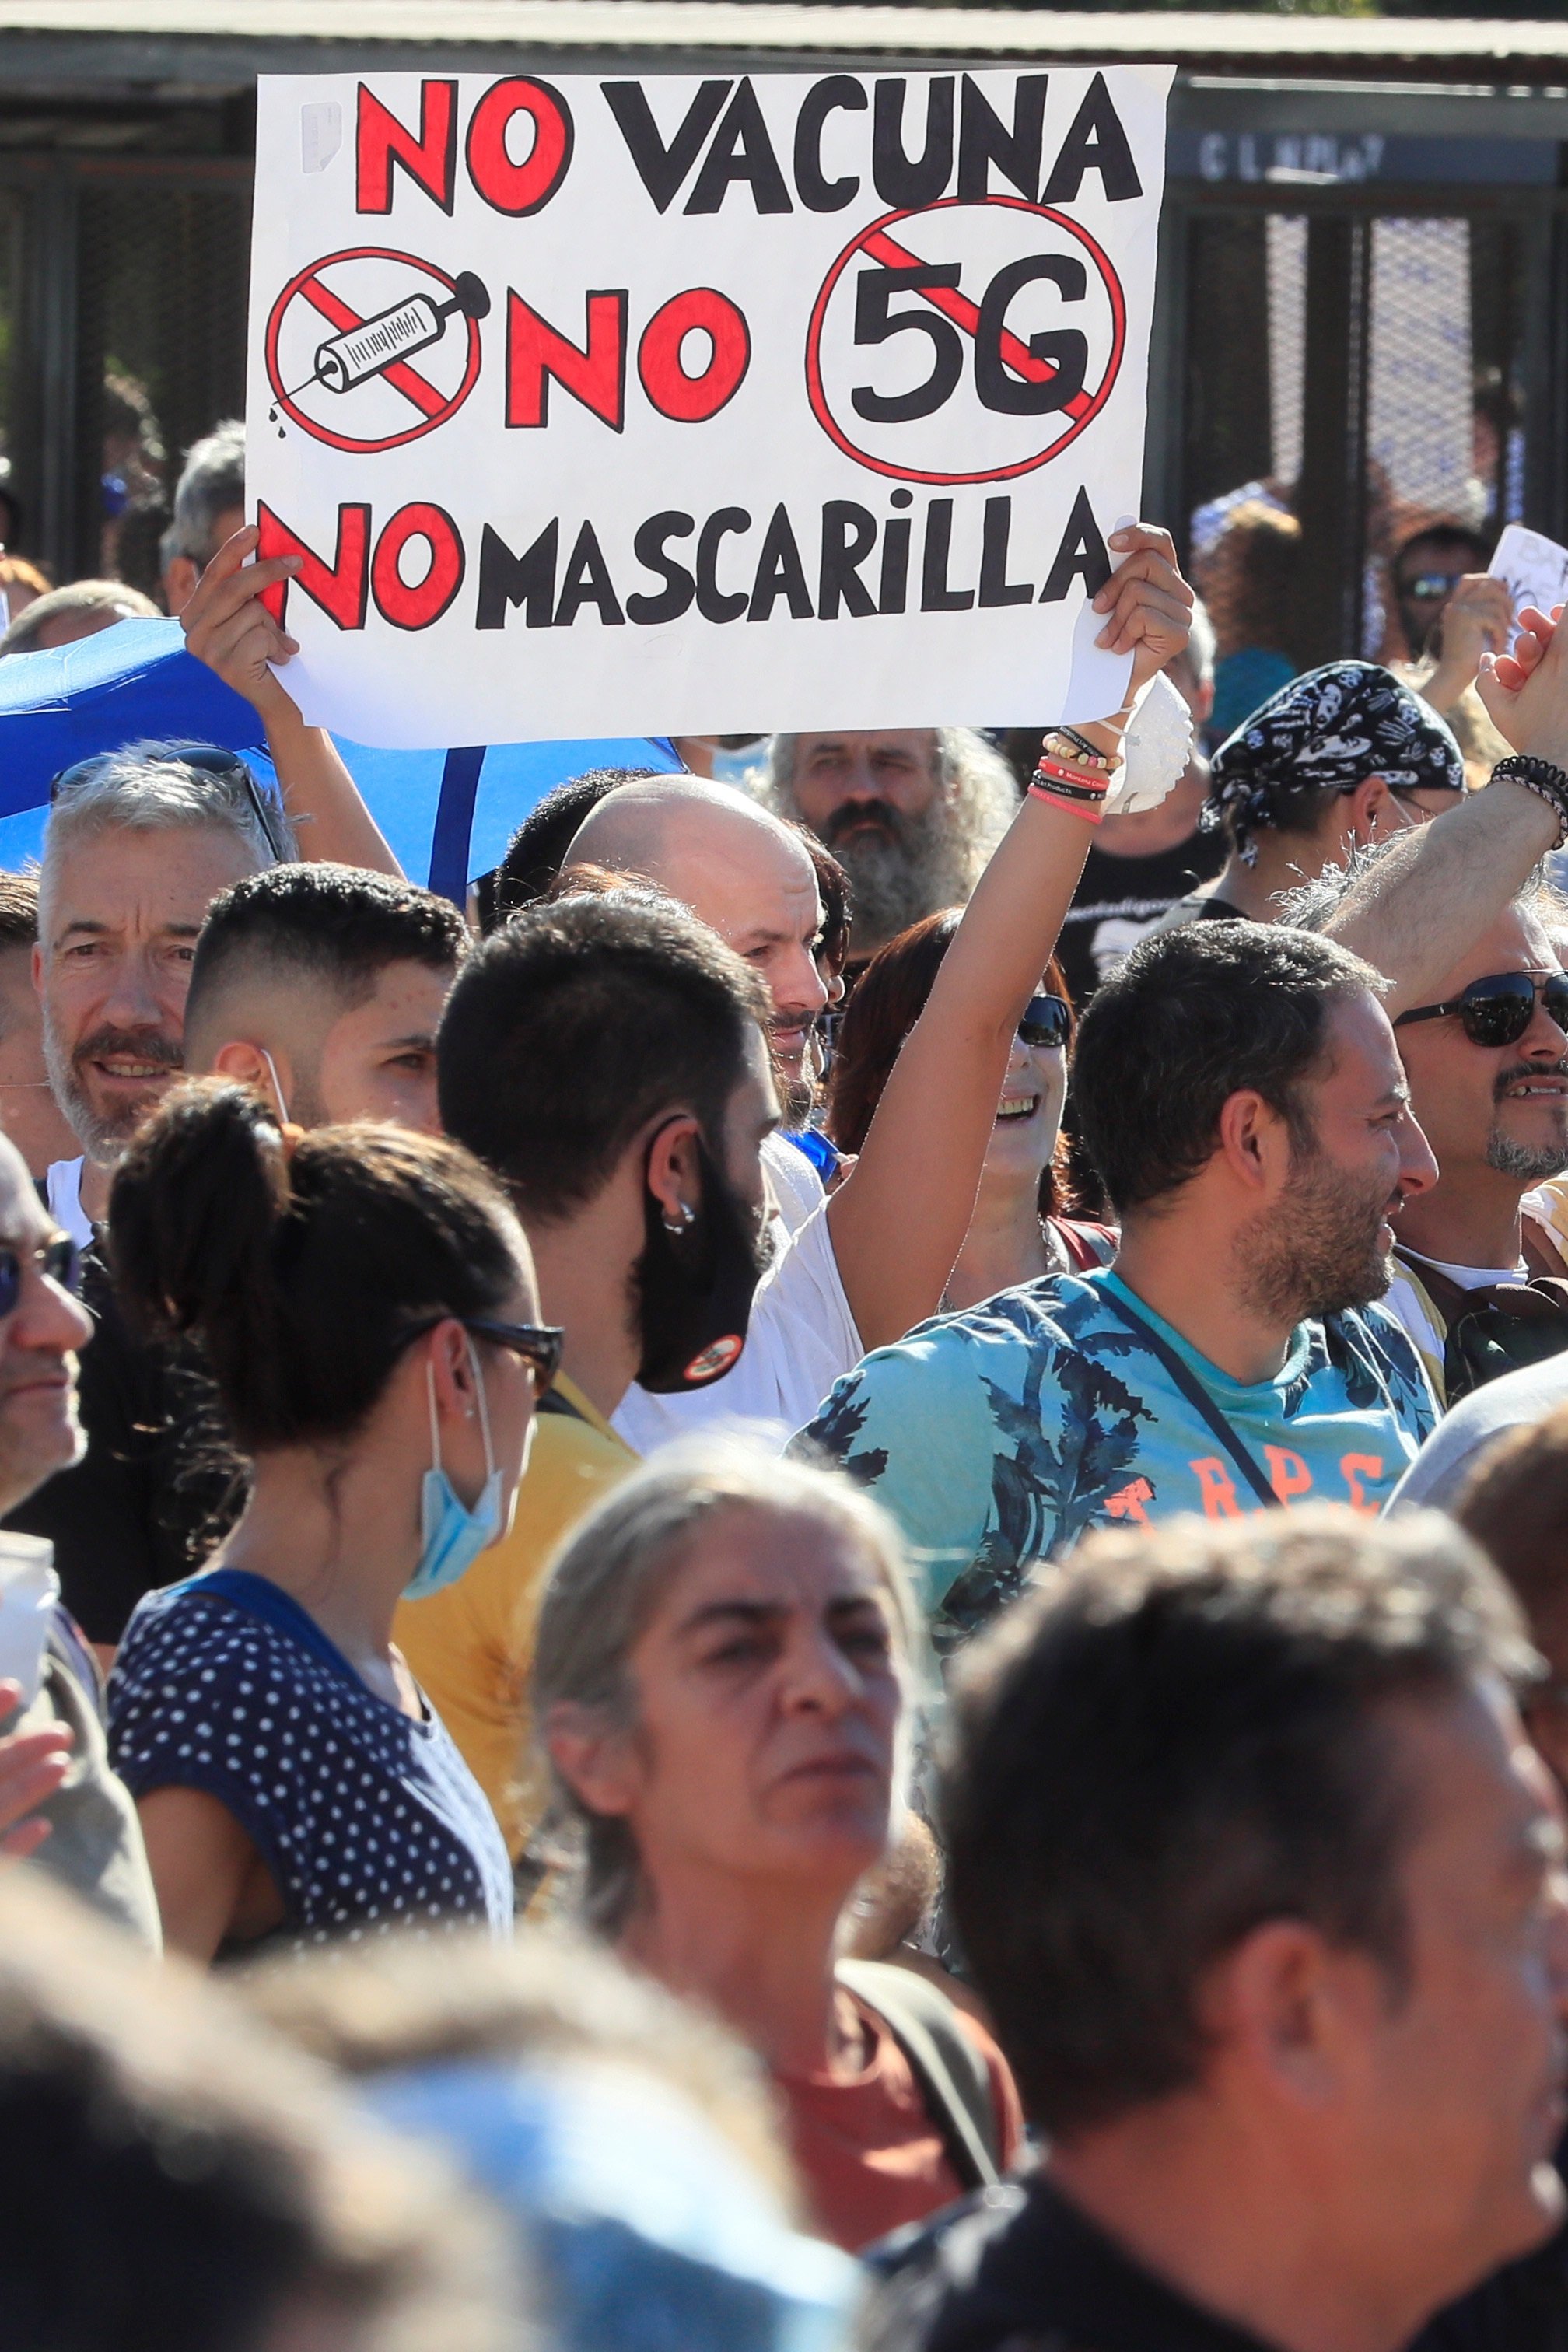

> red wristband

[{"left": 1030, "top": 782, "right": 1105, "bottom": 825}]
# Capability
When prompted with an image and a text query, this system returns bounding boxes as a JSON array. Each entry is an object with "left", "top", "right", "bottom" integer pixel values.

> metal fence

[
  {"left": 0, "top": 156, "right": 250, "bottom": 591},
  {"left": 0, "top": 129, "right": 1564, "bottom": 678},
  {"left": 1169, "top": 191, "right": 1548, "bottom": 717}
]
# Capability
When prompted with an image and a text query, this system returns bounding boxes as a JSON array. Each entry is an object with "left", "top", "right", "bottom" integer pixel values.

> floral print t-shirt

[{"left": 794, "top": 1268, "right": 1437, "bottom": 1654}]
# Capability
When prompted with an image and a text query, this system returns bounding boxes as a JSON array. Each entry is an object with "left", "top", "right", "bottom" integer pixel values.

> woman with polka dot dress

[{"left": 105, "top": 1080, "right": 558, "bottom": 1963}]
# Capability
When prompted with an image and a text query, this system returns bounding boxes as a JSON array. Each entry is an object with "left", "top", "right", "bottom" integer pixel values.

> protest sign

[
  {"left": 247, "top": 66, "right": 1172, "bottom": 747},
  {"left": 1489, "top": 523, "right": 1568, "bottom": 652}
]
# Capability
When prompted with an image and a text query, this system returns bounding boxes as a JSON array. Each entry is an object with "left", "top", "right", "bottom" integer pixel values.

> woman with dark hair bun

[
  {"left": 106, "top": 1080, "right": 560, "bottom": 1963},
  {"left": 826, "top": 915, "right": 1112, "bottom": 1309}
]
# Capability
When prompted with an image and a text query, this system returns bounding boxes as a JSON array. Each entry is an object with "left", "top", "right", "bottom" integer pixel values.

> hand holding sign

[
  {"left": 1489, "top": 524, "right": 1568, "bottom": 656},
  {"left": 1478, "top": 602, "right": 1568, "bottom": 771},
  {"left": 181, "top": 526, "right": 303, "bottom": 727}
]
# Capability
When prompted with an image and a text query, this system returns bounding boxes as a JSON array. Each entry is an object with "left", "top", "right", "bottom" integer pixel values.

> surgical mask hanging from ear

[
  {"left": 259, "top": 1048, "right": 290, "bottom": 1124},
  {"left": 404, "top": 1334, "right": 507, "bottom": 1601}
]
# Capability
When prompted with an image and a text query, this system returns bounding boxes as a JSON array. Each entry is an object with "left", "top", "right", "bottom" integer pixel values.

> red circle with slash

[
  {"left": 264, "top": 246, "right": 484, "bottom": 454},
  {"left": 805, "top": 196, "right": 1125, "bottom": 487}
]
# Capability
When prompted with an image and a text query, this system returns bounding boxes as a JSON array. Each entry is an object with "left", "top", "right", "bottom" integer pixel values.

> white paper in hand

[
  {"left": 0, "top": 1534, "right": 56, "bottom": 1707},
  {"left": 1489, "top": 525, "right": 1568, "bottom": 652}
]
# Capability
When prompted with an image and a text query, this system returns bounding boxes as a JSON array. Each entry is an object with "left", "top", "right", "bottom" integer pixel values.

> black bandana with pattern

[{"left": 1204, "top": 660, "right": 1464, "bottom": 861}]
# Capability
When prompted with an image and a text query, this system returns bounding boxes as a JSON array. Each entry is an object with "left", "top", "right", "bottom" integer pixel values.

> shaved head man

[
  {"left": 568, "top": 777, "right": 827, "bottom": 1123},
  {"left": 183, "top": 863, "right": 467, "bottom": 1133}
]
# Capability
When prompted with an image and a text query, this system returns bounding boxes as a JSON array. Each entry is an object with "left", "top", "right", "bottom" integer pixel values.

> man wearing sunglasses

[
  {"left": 1274, "top": 594, "right": 1568, "bottom": 1406},
  {"left": 1297, "top": 879, "right": 1568, "bottom": 1406}
]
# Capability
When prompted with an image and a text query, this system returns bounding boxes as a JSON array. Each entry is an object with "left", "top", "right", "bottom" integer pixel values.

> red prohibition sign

[
  {"left": 264, "top": 247, "right": 485, "bottom": 455},
  {"left": 805, "top": 196, "right": 1126, "bottom": 487}
]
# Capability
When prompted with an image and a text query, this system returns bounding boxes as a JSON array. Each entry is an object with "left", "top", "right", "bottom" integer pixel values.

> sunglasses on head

[
  {"left": 1017, "top": 993, "right": 1072, "bottom": 1050},
  {"left": 0, "top": 1236, "right": 81, "bottom": 1320},
  {"left": 1394, "top": 971, "right": 1568, "bottom": 1050},
  {"left": 50, "top": 744, "right": 292, "bottom": 863}
]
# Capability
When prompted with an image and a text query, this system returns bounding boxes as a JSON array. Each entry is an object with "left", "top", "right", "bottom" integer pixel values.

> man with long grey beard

[{"left": 757, "top": 727, "right": 1017, "bottom": 968}]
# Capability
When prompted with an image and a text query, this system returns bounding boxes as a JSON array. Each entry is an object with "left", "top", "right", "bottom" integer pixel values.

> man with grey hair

[
  {"left": 36, "top": 742, "right": 286, "bottom": 1237},
  {"left": 159, "top": 418, "right": 245, "bottom": 617},
  {"left": 757, "top": 726, "right": 1017, "bottom": 968},
  {"left": 9, "top": 733, "right": 402, "bottom": 1641}
]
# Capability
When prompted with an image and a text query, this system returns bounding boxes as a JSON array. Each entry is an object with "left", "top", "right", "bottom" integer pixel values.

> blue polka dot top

[{"left": 109, "top": 1567, "right": 514, "bottom": 1958}]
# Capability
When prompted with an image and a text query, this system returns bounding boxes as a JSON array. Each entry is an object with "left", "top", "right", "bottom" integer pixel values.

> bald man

[
  {"left": 559, "top": 527, "right": 1195, "bottom": 1450},
  {"left": 569, "top": 777, "right": 826, "bottom": 1129}
]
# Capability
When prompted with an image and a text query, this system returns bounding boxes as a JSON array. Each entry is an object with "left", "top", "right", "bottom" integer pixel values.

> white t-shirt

[
  {"left": 46, "top": 1157, "right": 93, "bottom": 1251},
  {"left": 613, "top": 1202, "right": 861, "bottom": 1454},
  {"left": 1384, "top": 1249, "right": 1528, "bottom": 1379},
  {"left": 761, "top": 1130, "right": 824, "bottom": 1237}
]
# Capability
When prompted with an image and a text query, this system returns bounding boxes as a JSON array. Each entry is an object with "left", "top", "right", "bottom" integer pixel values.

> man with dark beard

[
  {"left": 401, "top": 887, "right": 777, "bottom": 1852},
  {"left": 757, "top": 728, "right": 1017, "bottom": 968},
  {"left": 798, "top": 922, "right": 1441, "bottom": 1654}
]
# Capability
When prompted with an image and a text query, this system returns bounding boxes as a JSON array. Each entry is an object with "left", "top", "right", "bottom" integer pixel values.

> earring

[{"left": 663, "top": 1202, "right": 696, "bottom": 1235}]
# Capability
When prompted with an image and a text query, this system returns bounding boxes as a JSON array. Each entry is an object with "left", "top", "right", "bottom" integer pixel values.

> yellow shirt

[{"left": 394, "top": 1375, "right": 637, "bottom": 1857}]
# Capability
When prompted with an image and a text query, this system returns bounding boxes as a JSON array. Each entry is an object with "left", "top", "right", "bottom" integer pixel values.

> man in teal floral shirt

[{"left": 797, "top": 922, "right": 1440, "bottom": 1650}]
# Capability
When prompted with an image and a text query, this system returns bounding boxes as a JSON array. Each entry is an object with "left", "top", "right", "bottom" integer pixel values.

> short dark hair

[
  {"left": 108, "top": 1080, "right": 521, "bottom": 1451},
  {"left": 1072, "top": 919, "right": 1378, "bottom": 1214},
  {"left": 0, "top": 870, "right": 39, "bottom": 950},
  {"left": 944, "top": 1507, "right": 1534, "bottom": 2138},
  {"left": 187, "top": 861, "right": 465, "bottom": 1035},
  {"left": 1395, "top": 523, "right": 1490, "bottom": 586},
  {"left": 792, "top": 826, "right": 852, "bottom": 982},
  {"left": 479, "top": 768, "right": 663, "bottom": 933},
  {"left": 438, "top": 891, "right": 768, "bottom": 1224}
]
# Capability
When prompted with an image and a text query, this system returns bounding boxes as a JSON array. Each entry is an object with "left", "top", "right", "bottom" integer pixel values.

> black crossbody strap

[{"left": 1098, "top": 1287, "right": 1281, "bottom": 1511}]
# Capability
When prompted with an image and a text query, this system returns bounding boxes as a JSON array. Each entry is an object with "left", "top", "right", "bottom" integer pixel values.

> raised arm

[
  {"left": 1325, "top": 601, "right": 1568, "bottom": 1014},
  {"left": 827, "top": 525, "right": 1193, "bottom": 1352},
  {"left": 181, "top": 527, "right": 403, "bottom": 878}
]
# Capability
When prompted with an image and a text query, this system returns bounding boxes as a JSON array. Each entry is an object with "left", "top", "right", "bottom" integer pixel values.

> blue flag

[{"left": 0, "top": 618, "right": 680, "bottom": 895}]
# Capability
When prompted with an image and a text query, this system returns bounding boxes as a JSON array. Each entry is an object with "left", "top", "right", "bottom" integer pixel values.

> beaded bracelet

[
  {"left": 1041, "top": 730, "right": 1114, "bottom": 773},
  {"left": 1492, "top": 754, "right": 1568, "bottom": 848},
  {"left": 1050, "top": 725, "right": 1116, "bottom": 768}
]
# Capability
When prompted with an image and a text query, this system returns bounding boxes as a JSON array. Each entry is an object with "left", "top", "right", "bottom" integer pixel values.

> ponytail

[{"left": 109, "top": 1078, "right": 521, "bottom": 1452}]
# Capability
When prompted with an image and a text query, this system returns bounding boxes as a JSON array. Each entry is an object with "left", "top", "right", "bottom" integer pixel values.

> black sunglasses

[
  {"left": 402, "top": 1313, "right": 565, "bottom": 1397},
  {"left": 461, "top": 1316, "right": 564, "bottom": 1395},
  {"left": 1017, "top": 993, "right": 1072, "bottom": 1050},
  {"left": 50, "top": 744, "right": 293, "bottom": 863},
  {"left": 1395, "top": 971, "right": 1568, "bottom": 1050},
  {"left": 0, "top": 1237, "right": 81, "bottom": 1319}
]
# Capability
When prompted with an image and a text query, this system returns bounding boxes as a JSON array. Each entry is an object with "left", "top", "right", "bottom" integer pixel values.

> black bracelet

[
  {"left": 1029, "top": 780, "right": 1114, "bottom": 809},
  {"left": 1493, "top": 754, "right": 1568, "bottom": 847}
]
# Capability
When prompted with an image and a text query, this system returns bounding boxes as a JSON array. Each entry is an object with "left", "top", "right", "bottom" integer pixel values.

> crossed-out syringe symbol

[{"left": 271, "top": 270, "right": 490, "bottom": 427}]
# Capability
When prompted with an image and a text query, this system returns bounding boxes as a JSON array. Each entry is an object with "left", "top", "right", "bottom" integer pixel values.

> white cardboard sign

[
  {"left": 1489, "top": 524, "right": 1568, "bottom": 653},
  {"left": 247, "top": 67, "right": 1171, "bottom": 748}
]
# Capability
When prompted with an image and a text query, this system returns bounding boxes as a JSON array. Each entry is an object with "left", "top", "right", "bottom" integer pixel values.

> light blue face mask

[{"left": 404, "top": 1336, "right": 506, "bottom": 1601}]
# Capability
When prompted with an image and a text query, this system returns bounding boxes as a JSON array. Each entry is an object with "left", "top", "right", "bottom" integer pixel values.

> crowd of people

[{"left": 0, "top": 413, "right": 1566, "bottom": 2352}]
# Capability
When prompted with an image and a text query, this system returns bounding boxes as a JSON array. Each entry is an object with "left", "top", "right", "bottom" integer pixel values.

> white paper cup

[{"left": 0, "top": 1535, "right": 58, "bottom": 1708}]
